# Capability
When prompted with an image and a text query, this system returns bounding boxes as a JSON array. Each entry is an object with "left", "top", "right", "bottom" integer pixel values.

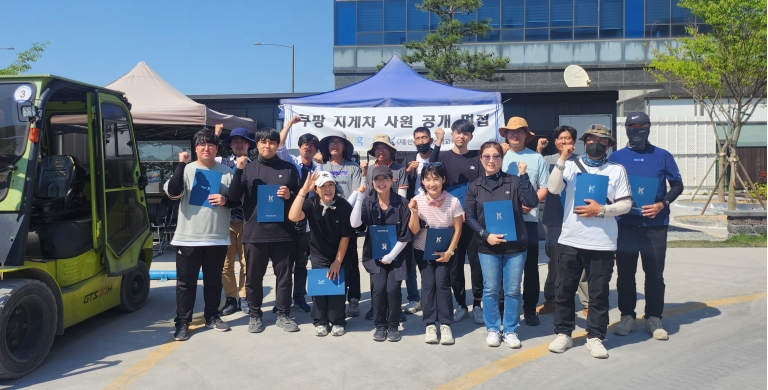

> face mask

[
  {"left": 585, "top": 141, "right": 608, "bottom": 159},
  {"left": 415, "top": 143, "right": 431, "bottom": 155},
  {"left": 626, "top": 126, "right": 650, "bottom": 150}
]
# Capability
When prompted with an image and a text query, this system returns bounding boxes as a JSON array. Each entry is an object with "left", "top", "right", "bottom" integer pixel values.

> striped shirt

[{"left": 412, "top": 192, "right": 464, "bottom": 251}]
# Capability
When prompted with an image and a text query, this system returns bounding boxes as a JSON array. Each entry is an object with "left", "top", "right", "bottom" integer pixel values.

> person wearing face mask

[
  {"left": 608, "top": 112, "right": 684, "bottom": 341},
  {"left": 546, "top": 124, "right": 632, "bottom": 359}
]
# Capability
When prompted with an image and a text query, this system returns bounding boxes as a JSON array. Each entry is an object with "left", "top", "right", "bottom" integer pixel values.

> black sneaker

[
  {"left": 365, "top": 307, "right": 374, "bottom": 321},
  {"left": 399, "top": 310, "right": 407, "bottom": 323},
  {"left": 387, "top": 326, "right": 401, "bottom": 342},
  {"left": 294, "top": 299, "right": 311, "bottom": 313},
  {"left": 239, "top": 298, "right": 250, "bottom": 315},
  {"left": 206, "top": 316, "right": 230, "bottom": 332},
  {"left": 525, "top": 312, "right": 540, "bottom": 326},
  {"left": 373, "top": 327, "right": 387, "bottom": 342},
  {"left": 248, "top": 316, "right": 264, "bottom": 333},
  {"left": 174, "top": 322, "right": 190, "bottom": 341},
  {"left": 276, "top": 314, "right": 300, "bottom": 332},
  {"left": 220, "top": 297, "right": 240, "bottom": 316}
]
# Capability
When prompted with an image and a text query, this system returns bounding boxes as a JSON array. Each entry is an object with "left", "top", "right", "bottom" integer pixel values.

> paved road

[{"left": 0, "top": 247, "right": 764, "bottom": 390}]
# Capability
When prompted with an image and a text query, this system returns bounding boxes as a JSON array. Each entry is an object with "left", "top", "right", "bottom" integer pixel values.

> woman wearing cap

[
  {"left": 350, "top": 165, "right": 413, "bottom": 342},
  {"left": 407, "top": 163, "right": 463, "bottom": 345},
  {"left": 546, "top": 124, "right": 632, "bottom": 359},
  {"left": 289, "top": 171, "right": 355, "bottom": 337},
  {"left": 464, "top": 141, "right": 538, "bottom": 349},
  {"left": 363, "top": 134, "right": 409, "bottom": 198}
]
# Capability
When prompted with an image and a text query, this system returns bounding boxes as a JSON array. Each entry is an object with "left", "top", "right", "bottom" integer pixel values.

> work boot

[
  {"left": 536, "top": 298, "right": 556, "bottom": 314},
  {"left": 614, "top": 315, "right": 637, "bottom": 336},
  {"left": 220, "top": 297, "right": 239, "bottom": 316},
  {"left": 347, "top": 299, "right": 360, "bottom": 317},
  {"left": 239, "top": 298, "right": 250, "bottom": 315},
  {"left": 174, "top": 322, "right": 190, "bottom": 341},
  {"left": 586, "top": 337, "right": 609, "bottom": 359},
  {"left": 247, "top": 316, "right": 264, "bottom": 333},
  {"left": 548, "top": 334, "right": 573, "bottom": 353},
  {"left": 276, "top": 314, "right": 300, "bottom": 332},
  {"left": 645, "top": 316, "right": 669, "bottom": 340}
]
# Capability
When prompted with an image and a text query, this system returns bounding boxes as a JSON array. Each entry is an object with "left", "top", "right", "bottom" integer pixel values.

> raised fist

[{"left": 178, "top": 151, "right": 190, "bottom": 163}]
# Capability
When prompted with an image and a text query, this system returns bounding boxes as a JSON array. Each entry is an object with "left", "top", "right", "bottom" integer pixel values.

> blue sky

[{"left": 0, "top": 0, "right": 334, "bottom": 95}]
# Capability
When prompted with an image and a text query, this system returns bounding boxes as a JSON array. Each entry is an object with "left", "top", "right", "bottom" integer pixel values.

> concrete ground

[{"left": 0, "top": 242, "right": 765, "bottom": 389}]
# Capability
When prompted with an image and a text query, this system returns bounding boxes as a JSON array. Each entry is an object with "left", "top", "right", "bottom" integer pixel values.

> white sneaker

[
  {"left": 614, "top": 315, "right": 637, "bottom": 336},
  {"left": 331, "top": 325, "right": 346, "bottom": 336},
  {"left": 645, "top": 316, "right": 669, "bottom": 340},
  {"left": 504, "top": 333, "right": 521, "bottom": 349},
  {"left": 472, "top": 306, "right": 484, "bottom": 324},
  {"left": 453, "top": 306, "right": 469, "bottom": 322},
  {"left": 314, "top": 325, "right": 328, "bottom": 337},
  {"left": 425, "top": 324, "right": 439, "bottom": 344},
  {"left": 548, "top": 334, "right": 573, "bottom": 353},
  {"left": 486, "top": 331, "right": 501, "bottom": 347},
  {"left": 440, "top": 324, "right": 455, "bottom": 345},
  {"left": 585, "top": 337, "right": 609, "bottom": 359},
  {"left": 405, "top": 300, "right": 422, "bottom": 314}
]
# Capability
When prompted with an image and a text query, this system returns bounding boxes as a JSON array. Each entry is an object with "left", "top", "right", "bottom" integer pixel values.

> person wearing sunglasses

[
  {"left": 609, "top": 112, "right": 683, "bottom": 341},
  {"left": 464, "top": 141, "right": 538, "bottom": 349},
  {"left": 407, "top": 162, "right": 464, "bottom": 345},
  {"left": 546, "top": 124, "right": 632, "bottom": 359}
]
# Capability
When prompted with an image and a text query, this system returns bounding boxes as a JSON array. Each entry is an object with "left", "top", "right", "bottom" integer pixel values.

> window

[
  {"left": 478, "top": 29, "right": 501, "bottom": 42},
  {"left": 407, "top": 0, "right": 429, "bottom": 30},
  {"left": 455, "top": 9, "right": 477, "bottom": 24},
  {"left": 600, "top": 0, "right": 623, "bottom": 38},
  {"left": 502, "top": 0, "right": 524, "bottom": 28},
  {"left": 551, "top": 0, "right": 573, "bottom": 27},
  {"left": 407, "top": 31, "right": 429, "bottom": 42},
  {"left": 479, "top": 1, "right": 501, "bottom": 29},
  {"left": 525, "top": 28, "right": 549, "bottom": 41},
  {"left": 646, "top": 24, "right": 670, "bottom": 38},
  {"left": 501, "top": 29, "right": 525, "bottom": 41},
  {"left": 526, "top": 0, "right": 548, "bottom": 27},
  {"left": 551, "top": 28, "right": 574, "bottom": 40},
  {"left": 384, "top": 31, "right": 407, "bottom": 44},
  {"left": 335, "top": 2, "right": 356, "bottom": 45},
  {"left": 671, "top": 0, "right": 693, "bottom": 23},
  {"left": 357, "top": 1, "right": 383, "bottom": 32},
  {"left": 384, "top": 0, "right": 406, "bottom": 31},
  {"left": 646, "top": 0, "right": 670, "bottom": 24},
  {"left": 574, "top": 0, "right": 598, "bottom": 26},
  {"left": 625, "top": 0, "right": 644, "bottom": 38},
  {"left": 138, "top": 140, "right": 189, "bottom": 193},
  {"left": 574, "top": 27, "right": 598, "bottom": 39},
  {"left": 357, "top": 32, "right": 383, "bottom": 45}
]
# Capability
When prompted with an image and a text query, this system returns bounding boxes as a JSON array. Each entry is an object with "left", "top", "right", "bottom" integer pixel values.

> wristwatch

[
  {"left": 662, "top": 200, "right": 670, "bottom": 208},
  {"left": 596, "top": 206, "right": 605, "bottom": 218},
  {"left": 446, "top": 249, "right": 455, "bottom": 257}
]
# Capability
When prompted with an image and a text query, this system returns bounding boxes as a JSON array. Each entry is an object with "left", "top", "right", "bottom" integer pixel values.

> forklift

[{"left": 0, "top": 75, "right": 153, "bottom": 378}]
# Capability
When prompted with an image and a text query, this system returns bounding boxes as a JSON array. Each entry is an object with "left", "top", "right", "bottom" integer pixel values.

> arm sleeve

[
  {"left": 663, "top": 151, "right": 684, "bottom": 204},
  {"left": 464, "top": 184, "right": 488, "bottom": 240},
  {"left": 397, "top": 188, "right": 408, "bottom": 198},
  {"left": 346, "top": 190, "right": 359, "bottom": 204},
  {"left": 664, "top": 180, "right": 684, "bottom": 204},
  {"left": 517, "top": 173, "right": 539, "bottom": 208},
  {"left": 604, "top": 197, "right": 632, "bottom": 217},
  {"left": 546, "top": 160, "right": 566, "bottom": 195},
  {"left": 165, "top": 163, "right": 187, "bottom": 197},
  {"left": 384, "top": 241, "right": 407, "bottom": 259},
  {"left": 228, "top": 168, "right": 245, "bottom": 202},
  {"left": 397, "top": 202, "right": 414, "bottom": 243},
  {"left": 429, "top": 145, "right": 441, "bottom": 163},
  {"left": 350, "top": 192, "right": 364, "bottom": 228}
]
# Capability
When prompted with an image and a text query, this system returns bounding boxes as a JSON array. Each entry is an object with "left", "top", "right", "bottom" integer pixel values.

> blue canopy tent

[{"left": 280, "top": 55, "right": 503, "bottom": 151}]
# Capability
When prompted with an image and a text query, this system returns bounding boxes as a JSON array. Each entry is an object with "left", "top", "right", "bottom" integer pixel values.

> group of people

[{"left": 164, "top": 111, "right": 683, "bottom": 359}]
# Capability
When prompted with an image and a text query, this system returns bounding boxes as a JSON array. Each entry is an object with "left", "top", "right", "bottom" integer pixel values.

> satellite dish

[{"left": 564, "top": 65, "right": 591, "bottom": 87}]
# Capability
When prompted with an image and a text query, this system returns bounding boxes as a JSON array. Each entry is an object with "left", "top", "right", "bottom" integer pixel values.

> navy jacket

[{"left": 359, "top": 190, "right": 413, "bottom": 281}]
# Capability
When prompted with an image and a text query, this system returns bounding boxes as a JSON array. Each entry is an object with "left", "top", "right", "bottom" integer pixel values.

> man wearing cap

[
  {"left": 499, "top": 117, "right": 549, "bottom": 327},
  {"left": 609, "top": 112, "right": 684, "bottom": 340},
  {"left": 277, "top": 116, "right": 319, "bottom": 313},
  {"left": 429, "top": 119, "right": 483, "bottom": 323},
  {"left": 317, "top": 130, "right": 364, "bottom": 317},
  {"left": 165, "top": 129, "right": 240, "bottom": 341},
  {"left": 546, "top": 124, "right": 632, "bottom": 359},
  {"left": 214, "top": 124, "right": 255, "bottom": 316}
]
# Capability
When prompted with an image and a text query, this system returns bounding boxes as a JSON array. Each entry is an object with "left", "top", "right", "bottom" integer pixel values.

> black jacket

[
  {"left": 359, "top": 190, "right": 413, "bottom": 281},
  {"left": 465, "top": 171, "right": 538, "bottom": 255}
]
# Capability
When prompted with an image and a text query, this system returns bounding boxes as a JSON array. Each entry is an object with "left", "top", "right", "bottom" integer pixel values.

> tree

[
  {"left": 0, "top": 42, "right": 50, "bottom": 75},
  {"left": 399, "top": 0, "right": 509, "bottom": 86},
  {"left": 648, "top": 0, "right": 766, "bottom": 211}
]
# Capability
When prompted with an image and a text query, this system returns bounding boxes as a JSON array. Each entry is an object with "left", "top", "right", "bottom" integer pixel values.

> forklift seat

[{"left": 33, "top": 155, "right": 88, "bottom": 220}]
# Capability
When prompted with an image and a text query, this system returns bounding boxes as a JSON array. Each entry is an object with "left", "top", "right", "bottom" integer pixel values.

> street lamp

[{"left": 253, "top": 42, "right": 294, "bottom": 93}]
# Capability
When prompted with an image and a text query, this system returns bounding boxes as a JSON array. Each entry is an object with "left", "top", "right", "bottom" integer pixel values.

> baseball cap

[
  {"left": 371, "top": 165, "right": 393, "bottom": 180},
  {"left": 625, "top": 112, "right": 651, "bottom": 126},
  {"left": 314, "top": 171, "right": 336, "bottom": 187}
]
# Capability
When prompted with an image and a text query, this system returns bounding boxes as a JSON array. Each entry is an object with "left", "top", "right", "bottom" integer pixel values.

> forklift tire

[
  {"left": 116, "top": 261, "right": 150, "bottom": 312},
  {"left": 0, "top": 279, "right": 58, "bottom": 379}
]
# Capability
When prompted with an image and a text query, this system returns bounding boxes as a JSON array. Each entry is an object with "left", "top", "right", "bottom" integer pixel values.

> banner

[{"left": 283, "top": 104, "right": 503, "bottom": 152}]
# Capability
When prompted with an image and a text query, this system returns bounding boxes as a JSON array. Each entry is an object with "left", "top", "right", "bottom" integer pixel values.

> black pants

[
  {"left": 616, "top": 225, "right": 668, "bottom": 319},
  {"left": 345, "top": 239, "right": 361, "bottom": 302},
  {"left": 415, "top": 249, "right": 453, "bottom": 325},
  {"left": 244, "top": 241, "right": 295, "bottom": 317},
  {"left": 450, "top": 225, "right": 482, "bottom": 309},
  {"left": 293, "top": 231, "right": 311, "bottom": 301},
  {"left": 175, "top": 245, "right": 228, "bottom": 324},
  {"left": 553, "top": 245, "right": 614, "bottom": 340},
  {"left": 522, "top": 222, "right": 540, "bottom": 315},
  {"left": 371, "top": 264, "right": 403, "bottom": 329}
]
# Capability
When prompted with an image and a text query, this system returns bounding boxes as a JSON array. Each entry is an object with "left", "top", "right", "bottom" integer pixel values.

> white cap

[{"left": 314, "top": 171, "right": 335, "bottom": 187}]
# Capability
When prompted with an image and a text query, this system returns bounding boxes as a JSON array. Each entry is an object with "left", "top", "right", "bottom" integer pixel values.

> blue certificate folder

[
  {"left": 189, "top": 169, "right": 222, "bottom": 209},
  {"left": 370, "top": 225, "right": 397, "bottom": 259},
  {"left": 573, "top": 173, "right": 609, "bottom": 210},
  {"left": 307, "top": 269, "right": 345, "bottom": 296},
  {"left": 423, "top": 228, "right": 455, "bottom": 260},
  {"left": 483, "top": 200, "right": 517, "bottom": 241},
  {"left": 628, "top": 175, "right": 659, "bottom": 215},
  {"left": 447, "top": 182, "right": 469, "bottom": 207},
  {"left": 257, "top": 185, "right": 284, "bottom": 222}
]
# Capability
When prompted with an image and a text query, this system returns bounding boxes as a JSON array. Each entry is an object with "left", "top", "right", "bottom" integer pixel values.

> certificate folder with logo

[
  {"left": 483, "top": 200, "right": 517, "bottom": 241},
  {"left": 447, "top": 182, "right": 469, "bottom": 207},
  {"left": 257, "top": 185, "right": 284, "bottom": 222},
  {"left": 189, "top": 169, "right": 222, "bottom": 209},
  {"left": 628, "top": 175, "right": 659, "bottom": 215},
  {"left": 573, "top": 173, "right": 609, "bottom": 210},
  {"left": 307, "top": 269, "right": 345, "bottom": 296},
  {"left": 370, "top": 225, "right": 397, "bottom": 259},
  {"left": 423, "top": 228, "right": 454, "bottom": 260}
]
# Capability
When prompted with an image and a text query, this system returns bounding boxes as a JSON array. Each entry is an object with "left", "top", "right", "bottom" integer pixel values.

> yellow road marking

[
  {"left": 102, "top": 317, "right": 205, "bottom": 390},
  {"left": 436, "top": 291, "right": 767, "bottom": 390}
]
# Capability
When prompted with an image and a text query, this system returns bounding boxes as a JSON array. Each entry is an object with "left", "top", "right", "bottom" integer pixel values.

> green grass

[{"left": 669, "top": 233, "right": 767, "bottom": 248}]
